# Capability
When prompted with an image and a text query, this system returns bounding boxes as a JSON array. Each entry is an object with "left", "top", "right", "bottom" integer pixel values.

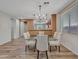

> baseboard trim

[
  {"left": 61, "top": 43, "right": 78, "bottom": 55},
  {"left": 0, "top": 36, "right": 23, "bottom": 46}
]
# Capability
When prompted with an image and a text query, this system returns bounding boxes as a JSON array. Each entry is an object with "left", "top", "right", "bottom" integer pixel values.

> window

[{"left": 61, "top": 5, "right": 78, "bottom": 34}]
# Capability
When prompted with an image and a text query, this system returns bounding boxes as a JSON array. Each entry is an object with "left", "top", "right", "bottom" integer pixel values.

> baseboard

[
  {"left": 61, "top": 43, "right": 78, "bottom": 55},
  {"left": 0, "top": 35, "right": 23, "bottom": 46},
  {"left": 0, "top": 39, "right": 11, "bottom": 45}
]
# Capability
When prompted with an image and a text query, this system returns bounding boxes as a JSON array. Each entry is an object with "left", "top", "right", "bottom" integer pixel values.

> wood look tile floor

[{"left": 0, "top": 37, "right": 78, "bottom": 59}]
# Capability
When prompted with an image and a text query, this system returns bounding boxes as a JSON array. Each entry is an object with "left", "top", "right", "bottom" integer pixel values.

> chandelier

[{"left": 33, "top": 1, "right": 50, "bottom": 24}]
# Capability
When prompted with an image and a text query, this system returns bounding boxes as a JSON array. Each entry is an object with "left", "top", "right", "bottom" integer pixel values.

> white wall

[
  {"left": 61, "top": 33, "right": 78, "bottom": 55},
  {"left": 0, "top": 11, "right": 25, "bottom": 45},
  {"left": 20, "top": 22, "right": 24, "bottom": 36},
  {"left": 56, "top": 13, "right": 62, "bottom": 32},
  {"left": 14, "top": 19, "right": 20, "bottom": 39},
  {"left": 13, "top": 19, "right": 25, "bottom": 39},
  {"left": 0, "top": 11, "right": 24, "bottom": 44},
  {"left": 57, "top": 1, "right": 78, "bottom": 55},
  {"left": 0, "top": 12, "right": 11, "bottom": 45}
]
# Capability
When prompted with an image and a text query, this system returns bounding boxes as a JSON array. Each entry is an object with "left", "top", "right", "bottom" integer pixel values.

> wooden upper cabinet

[
  {"left": 27, "top": 20, "right": 33, "bottom": 30},
  {"left": 21, "top": 19, "right": 34, "bottom": 30},
  {"left": 51, "top": 14, "right": 56, "bottom": 35}
]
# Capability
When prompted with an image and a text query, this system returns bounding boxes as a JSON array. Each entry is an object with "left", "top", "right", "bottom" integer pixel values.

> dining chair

[
  {"left": 23, "top": 32, "right": 36, "bottom": 51},
  {"left": 36, "top": 35, "right": 48, "bottom": 59},
  {"left": 49, "top": 32, "right": 62, "bottom": 52}
]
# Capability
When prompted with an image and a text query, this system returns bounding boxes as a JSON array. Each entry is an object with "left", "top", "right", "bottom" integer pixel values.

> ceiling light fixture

[{"left": 33, "top": 1, "right": 50, "bottom": 24}]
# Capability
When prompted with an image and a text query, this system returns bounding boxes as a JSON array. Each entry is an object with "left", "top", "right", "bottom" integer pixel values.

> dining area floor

[{"left": 0, "top": 37, "right": 77, "bottom": 59}]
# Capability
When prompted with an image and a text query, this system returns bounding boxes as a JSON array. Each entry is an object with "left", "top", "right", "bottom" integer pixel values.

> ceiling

[{"left": 0, "top": 0, "right": 75, "bottom": 19}]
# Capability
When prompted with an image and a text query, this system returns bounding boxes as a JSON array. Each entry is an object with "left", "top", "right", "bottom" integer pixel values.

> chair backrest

[
  {"left": 23, "top": 32, "right": 30, "bottom": 39},
  {"left": 36, "top": 35, "right": 48, "bottom": 51},
  {"left": 56, "top": 32, "right": 62, "bottom": 42},
  {"left": 53, "top": 32, "right": 58, "bottom": 39},
  {"left": 23, "top": 33, "right": 27, "bottom": 39}
]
